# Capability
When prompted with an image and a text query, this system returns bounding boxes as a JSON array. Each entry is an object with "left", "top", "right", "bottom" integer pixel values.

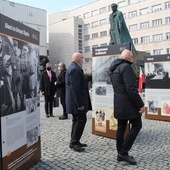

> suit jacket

[
  {"left": 40, "top": 70, "right": 56, "bottom": 96},
  {"left": 56, "top": 69, "right": 66, "bottom": 97},
  {"left": 66, "top": 62, "right": 92, "bottom": 114}
]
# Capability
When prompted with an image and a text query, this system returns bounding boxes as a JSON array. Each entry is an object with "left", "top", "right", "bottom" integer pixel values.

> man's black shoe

[
  {"left": 78, "top": 142, "right": 87, "bottom": 147},
  {"left": 50, "top": 114, "right": 55, "bottom": 117},
  {"left": 59, "top": 115, "right": 68, "bottom": 120},
  {"left": 117, "top": 154, "right": 137, "bottom": 165},
  {"left": 46, "top": 115, "right": 49, "bottom": 118},
  {"left": 69, "top": 144, "right": 85, "bottom": 152}
]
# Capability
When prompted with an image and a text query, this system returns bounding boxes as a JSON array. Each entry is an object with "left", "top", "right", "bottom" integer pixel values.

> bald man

[
  {"left": 109, "top": 49, "right": 144, "bottom": 165},
  {"left": 66, "top": 52, "right": 92, "bottom": 152}
]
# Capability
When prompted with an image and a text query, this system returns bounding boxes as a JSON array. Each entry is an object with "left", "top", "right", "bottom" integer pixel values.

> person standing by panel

[
  {"left": 56, "top": 62, "right": 68, "bottom": 120},
  {"left": 66, "top": 52, "right": 92, "bottom": 152},
  {"left": 40, "top": 62, "right": 56, "bottom": 118},
  {"left": 109, "top": 49, "right": 144, "bottom": 165}
]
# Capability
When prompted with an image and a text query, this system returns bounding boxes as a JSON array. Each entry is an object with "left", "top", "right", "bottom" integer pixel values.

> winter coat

[
  {"left": 65, "top": 62, "right": 92, "bottom": 114},
  {"left": 109, "top": 58, "right": 144, "bottom": 119}
]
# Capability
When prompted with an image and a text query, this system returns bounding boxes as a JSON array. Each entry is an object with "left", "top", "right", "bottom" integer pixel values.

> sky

[{"left": 10, "top": 0, "right": 97, "bottom": 14}]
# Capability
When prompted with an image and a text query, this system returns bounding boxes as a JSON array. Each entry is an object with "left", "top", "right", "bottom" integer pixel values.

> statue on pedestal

[{"left": 109, "top": 3, "right": 136, "bottom": 52}]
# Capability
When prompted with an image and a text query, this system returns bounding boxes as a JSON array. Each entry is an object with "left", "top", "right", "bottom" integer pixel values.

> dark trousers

[
  {"left": 44, "top": 95, "right": 53, "bottom": 116},
  {"left": 60, "top": 96, "right": 67, "bottom": 116},
  {"left": 116, "top": 117, "right": 142, "bottom": 155},
  {"left": 71, "top": 113, "right": 87, "bottom": 145}
]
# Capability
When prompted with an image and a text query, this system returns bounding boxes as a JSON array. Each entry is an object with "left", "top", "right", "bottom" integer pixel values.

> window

[
  {"left": 165, "top": 1, "right": 170, "bottom": 9},
  {"left": 85, "top": 58, "right": 90, "bottom": 63},
  {"left": 167, "top": 48, "right": 170, "bottom": 54},
  {"left": 100, "top": 31, "right": 107, "bottom": 37},
  {"left": 132, "top": 38, "right": 138, "bottom": 44},
  {"left": 84, "top": 23, "right": 90, "bottom": 30},
  {"left": 123, "top": 13, "right": 126, "bottom": 19},
  {"left": 129, "top": 10, "right": 137, "bottom": 18},
  {"left": 166, "top": 32, "right": 170, "bottom": 40},
  {"left": 78, "top": 25, "right": 82, "bottom": 28},
  {"left": 140, "top": 22, "right": 149, "bottom": 29},
  {"left": 84, "top": 35, "right": 90, "bottom": 41},
  {"left": 153, "top": 34, "right": 163, "bottom": 41},
  {"left": 84, "top": 12, "right": 90, "bottom": 19},
  {"left": 129, "top": 24, "right": 137, "bottom": 31},
  {"left": 152, "top": 19, "right": 162, "bottom": 27},
  {"left": 84, "top": 46, "right": 90, "bottom": 52},
  {"left": 129, "top": 0, "right": 139, "bottom": 5},
  {"left": 92, "top": 33, "right": 98, "bottom": 39},
  {"left": 101, "top": 43, "right": 107, "bottom": 47},
  {"left": 108, "top": 5, "right": 111, "bottom": 11},
  {"left": 165, "top": 17, "right": 170, "bottom": 24},
  {"left": 118, "top": 1, "right": 126, "bottom": 7},
  {"left": 140, "top": 7, "right": 149, "bottom": 15},
  {"left": 153, "top": 49, "right": 163, "bottom": 55},
  {"left": 92, "top": 21, "right": 98, "bottom": 28},
  {"left": 100, "top": 19, "right": 107, "bottom": 25},
  {"left": 92, "top": 45, "right": 98, "bottom": 48},
  {"left": 141, "top": 36, "right": 150, "bottom": 43},
  {"left": 152, "top": 4, "right": 162, "bottom": 12},
  {"left": 91, "top": 10, "right": 98, "bottom": 16},
  {"left": 99, "top": 7, "right": 106, "bottom": 14}
]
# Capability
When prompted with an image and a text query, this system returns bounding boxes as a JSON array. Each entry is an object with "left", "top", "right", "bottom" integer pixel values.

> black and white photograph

[
  {"left": 0, "top": 34, "right": 40, "bottom": 116},
  {"left": 26, "top": 126, "right": 38, "bottom": 147},
  {"left": 147, "top": 100, "right": 158, "bottom": 115},
  {"left": 95, "top": 86, "right": 106, "bottom": 96},
  {"left": 25, "top": 97, "right": 38, "bottom": 115},
  {"left": 145, "top": 59, "right": 170, "bottom": 89}
]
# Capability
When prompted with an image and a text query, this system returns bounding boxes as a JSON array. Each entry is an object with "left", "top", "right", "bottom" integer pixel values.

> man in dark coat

[
  {"left": 56, "top": 62, "right": 68, "bottom": 120},
  {"left": 40, "top": 62, "right": 56, "bottom": 118},
  {"left": 109, "top": 49, "right": 144, "bottom": 165},
  {"left": 66, "top": 52, "right": 92, "bottom": 152}
]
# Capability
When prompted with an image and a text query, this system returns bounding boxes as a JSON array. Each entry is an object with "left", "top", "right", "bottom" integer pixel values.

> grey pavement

[{"left": 29, "top": 97, "right": 170, "bottom": 170}]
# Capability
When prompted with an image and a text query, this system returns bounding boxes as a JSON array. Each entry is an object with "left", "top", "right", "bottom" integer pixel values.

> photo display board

[
  {"left": 92, "top": 44, "right": 130, "bottom": 139},
  {"left": 145, "top": 54, "right": 170, "bottom": 121},
  {"left": 0, "top": 13, "right": 41, "bottom": 170}
]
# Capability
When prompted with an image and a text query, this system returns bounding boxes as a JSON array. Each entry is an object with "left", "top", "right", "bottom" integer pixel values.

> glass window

[
  {"left": 92, "top": 45, "right": 98, "bottom": 48},
  {"left": 129, "top": 10, "right": 137, "bottom": 18},
  {"left": 132, "top": 38, "right": 138, "bottom": 44},
  {"left": 101, "top": 43, "right": 107, "bottom": 46},
  {"left": 141, "top": 36, "right": 150, "bottom": 43},
  {"left": 99, "top": 7, "right": 106, "bottom": 14},
  {"left": 84, "top": 23, "right": 90, "bottom": 30},
  {"left": 152, "top": 19, "right": 162, "bottom": 27},
  {"left": 100, "top": 31, "right": 107, "bottom": 37},
  {"left": 129, "top": 0, "right": 139, "bottom": 5},
  {"left": 84, "top": 12, "right": 90, "bottom": 19},
  {"left": 118, "top": 1, "right": 126, "bottom": 7},
  {"left": 92, "top": 33, "right": 98, "bottom": 39},
  {"left": 140, "top": 22, "right": 149, "bottom": 29},
  {"left": 152, "top": 4, "right": 162, "bottom": 12},
  {"left": 84, "top": 46, "right": 90, "bottom": 52},
  {"left": 166, "top": 32, "right": 170, "bottom": 40},
  {"left": 85, "top": 58, "right": 90, "bottom": 63},
  {"left": 129, "top": 24, "right": 137, "bottom": 31},
  {"left": 153, "top": 49, "right": 163, "bottom": 55},
  {"left": 84, "top": 35, "right": 90, "bottom": 41},
  {"left": 167, "top": 48, "right": 170, "bottom": 54},
  {"left": 153, "top": 34, "right": 163, "bottom": 41},
  {"left": 165, "top": 1, "right": 170, "bottom": 9},
  {"left": 91, "top": 10, "right": 98, "bottom": 16},
  {"left": 100, "top": 19, "right": 107, "bottom": 25},
  {"left": 140, "top": 7, "right": 149, "bottom": 15},
  {"left": 78, "top": 25, "right": 82, "bottom": 28},
  {"left": 92, "top": 21, "right": 98, "bottom": 28},
  {"left": 165, "top": 17, "right": 170, "bottom": 24}
]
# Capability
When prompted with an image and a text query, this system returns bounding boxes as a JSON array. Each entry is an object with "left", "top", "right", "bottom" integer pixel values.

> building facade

[{"left": 49, "top": 0, "right": 170, "bottom": 73}]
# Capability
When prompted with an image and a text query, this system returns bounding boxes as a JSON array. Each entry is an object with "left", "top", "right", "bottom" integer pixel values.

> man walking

[
  {"left": 40, "top": 62, "right": 56, "bottom": 118},
  {"left": 66, "top": 52, "right": 92, "bottom": 152},
  {"left": 109, "top": 49, "right": 144, "bottom": 165}
]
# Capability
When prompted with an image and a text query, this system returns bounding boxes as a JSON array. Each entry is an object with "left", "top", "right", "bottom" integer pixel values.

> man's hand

[
  {"left": 139, "top": 107, "right": 145, "bottom": 114},
  {"left": 78, "top": 106, "right": 84, "bottom": 110}
]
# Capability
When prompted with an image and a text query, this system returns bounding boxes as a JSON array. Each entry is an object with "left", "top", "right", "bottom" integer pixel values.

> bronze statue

[{"left": 109, "top": 3, "right": 136, "bottom": 52}]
